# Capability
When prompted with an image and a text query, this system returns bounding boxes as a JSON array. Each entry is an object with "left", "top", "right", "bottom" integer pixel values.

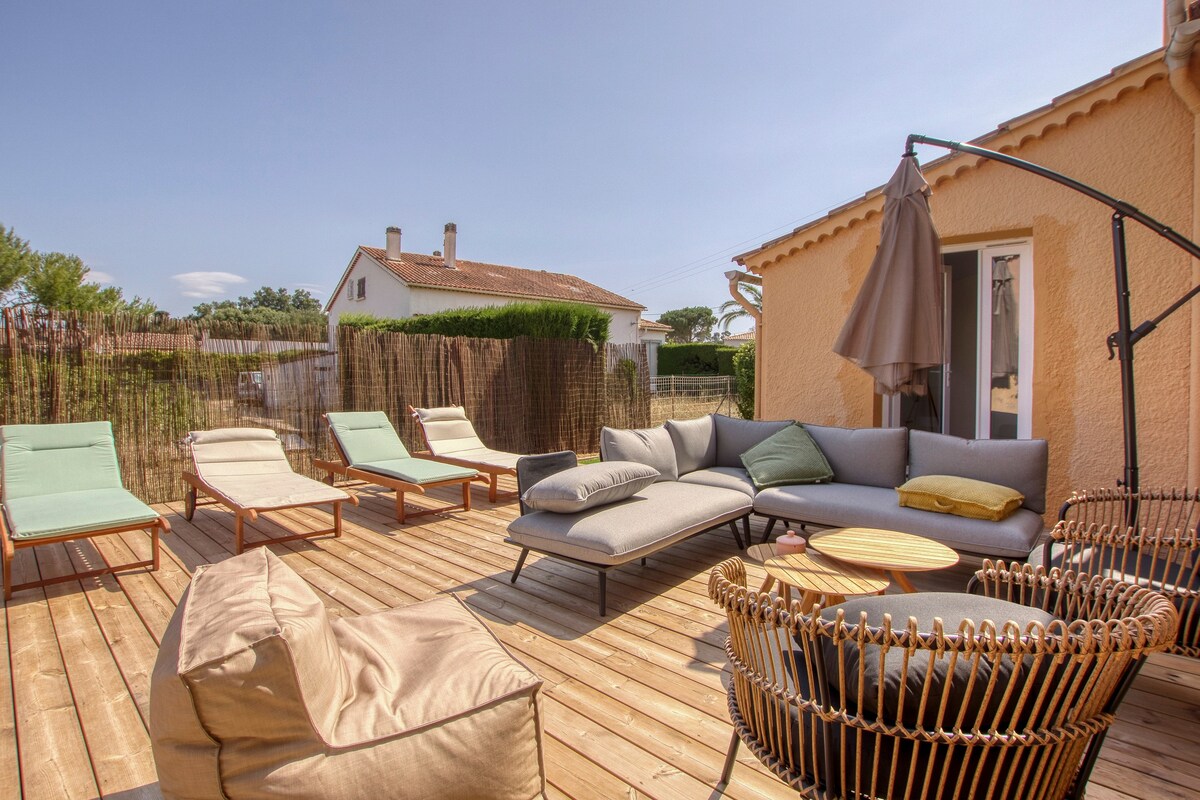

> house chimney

[
  {"left": 443, "top": 222, "right": 457, "bottom": 269},
  {"left": 385, "top": 226, "right": 402, "bottom": 260}
]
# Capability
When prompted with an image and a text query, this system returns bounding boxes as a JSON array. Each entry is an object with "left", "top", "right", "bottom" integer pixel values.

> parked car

[{"left": 237, "top": 371, "right": 264, "bottom": 405}]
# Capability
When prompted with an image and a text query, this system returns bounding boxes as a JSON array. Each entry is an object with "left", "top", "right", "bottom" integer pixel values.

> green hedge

[
  {"left": 657, "top": 343, "right": 738, "bottom": 376},
  {"left": 338, "top": 301, "right": 610, "bottom": 347},
  {"left": 733, "top": 341, "right": 755, "bottom": 419}
]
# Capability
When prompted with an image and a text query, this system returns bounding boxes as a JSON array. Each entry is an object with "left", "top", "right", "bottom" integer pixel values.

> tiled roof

[
  {"left": 359, "top": 247, "right": 644, "bottom": 311},
  {"left": 723, "top": 330, "right": 756, "bottom": 341},
  {"left": 638, "top": 318, "right": 673, "bottom": 331}
]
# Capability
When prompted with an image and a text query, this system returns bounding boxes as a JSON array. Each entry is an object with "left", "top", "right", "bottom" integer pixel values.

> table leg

[
  {"left": 758, "top": 575, "right": 775, "bottom": 595},
  {"left": 780, "top": 584, "right": 792, "bottom": 607},
  {"left": 799, "top": 591, "right": 820, "bottom": 613},
  {"left": 892, "top": 571, "right": 918, "bottom": 593}
]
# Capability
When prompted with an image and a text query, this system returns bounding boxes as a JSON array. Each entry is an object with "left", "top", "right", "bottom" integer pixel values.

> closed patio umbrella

[{"left": 833, "top": 154, "right": 943, "bottom": 395}]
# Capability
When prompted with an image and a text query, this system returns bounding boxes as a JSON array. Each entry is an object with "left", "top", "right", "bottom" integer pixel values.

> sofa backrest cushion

[
  {"left": 599, "top": 426, "right": 679, "bottom": 481},
  {"left": 803, "top": 424, "right": 908, "bottom": 489},
  {"left": 908, "top": 430, "right": 1048, "bottom": 514},
  {"left": 712, "top": 415, "right": 793, "bottom": 469},
  {"left": 665, "top": 415, "right": 716, "bottom": 474}
]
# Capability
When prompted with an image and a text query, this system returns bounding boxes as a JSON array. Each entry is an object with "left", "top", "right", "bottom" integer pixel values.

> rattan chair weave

[{"left": 709, "top": 557, "right": 1178, "bottom": 799}]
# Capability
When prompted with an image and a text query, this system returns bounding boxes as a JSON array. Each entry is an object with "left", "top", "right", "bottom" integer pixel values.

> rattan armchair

[
  {"left": 709, "top": 557, "right": 1177, "bottom": 799},
  {"left": 1049, "top": 487, "right": 1200, "bottom": 657}
]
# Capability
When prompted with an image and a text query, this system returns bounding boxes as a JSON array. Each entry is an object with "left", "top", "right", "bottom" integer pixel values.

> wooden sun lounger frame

[
  {"left": 408, "top": 405, "right": 518, "bottom": 503},
  {"left": 2, "top": 508, "right": 170, "bottom": 601},
  {"left": 181, "top": 470, "right": 358, "bottom": 554},
  {"left": 313, "top": 414, "right": 486, "bottom": 524}
]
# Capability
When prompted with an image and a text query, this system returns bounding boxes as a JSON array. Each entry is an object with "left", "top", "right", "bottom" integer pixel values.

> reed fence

[{"left": 0, "top": 310, "right": 651, "bottom": 504}]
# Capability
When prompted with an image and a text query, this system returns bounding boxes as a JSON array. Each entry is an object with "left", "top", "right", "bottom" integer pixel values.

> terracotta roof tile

[
  {"left": 360, "top": 247, "right": 643, "bottom": 311},
  {"left": 638, "top": 318, "right": 673, "bottom": 331}
]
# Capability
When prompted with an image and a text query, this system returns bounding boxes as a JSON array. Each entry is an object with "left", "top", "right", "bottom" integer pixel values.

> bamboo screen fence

[{"left": 0, "top": 310, "right": 651, "bottom": 505}]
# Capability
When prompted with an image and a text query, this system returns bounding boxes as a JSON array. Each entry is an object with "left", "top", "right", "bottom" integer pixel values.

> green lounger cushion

[
  {"left": 1, "top": 421, "right": 125, "bottom": 499},
  {"left": 326, "top": 411, "right": 476, "bottom": 484},
  {"left": 354, "top": 457, "right": 477, "bottom": 485},
  {"left": 4, "top": 488, "right": 159, "bottom": 540}
]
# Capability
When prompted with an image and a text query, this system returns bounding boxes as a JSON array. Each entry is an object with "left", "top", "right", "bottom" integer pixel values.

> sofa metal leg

[
  {"left": 727, "top": 520, "right": 744, "bottom": 550},
  {"left": 598, "top": 571, "right": 607, "bottom": 616},
  {"left": 510, "top": 548, "right": 529, "bottom": 584},
  {"left": 717, "top": 730, "right": 740, "bottom": 791},
  {"left": 640, "top": 557, "right": 647, "bottom": 566},
  {"left": 761, "top": 517, "right": 778, "bottom": 544},
  {"left": 740, "top": 516, "right": 750, "bottom": 550}
]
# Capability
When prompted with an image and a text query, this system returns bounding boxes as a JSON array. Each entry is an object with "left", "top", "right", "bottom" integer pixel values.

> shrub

[
  {"left": 733, "top": 341, "right": 755, "bottom": 419},
  {"left": 657, "top": 343, "right": 737, "bottom": 376},
  {"left": 338, "top": 301, "right": 610, "bottom": 346}
]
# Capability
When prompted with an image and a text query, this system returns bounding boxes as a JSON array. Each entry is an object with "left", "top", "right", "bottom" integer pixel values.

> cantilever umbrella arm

[{"left": 905, "top": 133, "right": 1200, "bottom": 493}]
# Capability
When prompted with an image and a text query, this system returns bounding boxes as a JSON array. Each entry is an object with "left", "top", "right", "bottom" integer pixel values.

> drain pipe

[
  {"left": 1165, "top": 0, "right": 1200, "bottom": 485},
  {"left": 724, "top": 270, "right": 763, "bottom": 417}
]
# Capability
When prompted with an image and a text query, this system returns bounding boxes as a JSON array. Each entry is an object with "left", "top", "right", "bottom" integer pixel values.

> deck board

[{"left": 2, "top": 480, "right": 1198, "bottom": 799}]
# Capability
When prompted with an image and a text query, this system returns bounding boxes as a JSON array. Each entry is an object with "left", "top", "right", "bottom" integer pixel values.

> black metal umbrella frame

[{"left": 906, "top": 134, "right": 1200, "bottom": 494}]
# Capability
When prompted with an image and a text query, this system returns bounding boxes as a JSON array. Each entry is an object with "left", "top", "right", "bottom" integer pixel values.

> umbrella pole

[
  {"left": 905, "top": 134, "right": 1200, "bottom": 494},
  {"left": 1111, "top": 213, "right": 1138, "bottom": 493}
]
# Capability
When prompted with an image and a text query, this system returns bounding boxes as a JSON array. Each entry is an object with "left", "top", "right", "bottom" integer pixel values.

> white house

[
  {"left": 637, "top": 318, "right": 672, "bottom": 375},
  {"left": 721, "top": 329, "right": 755, "bottom": 348},
  {"left": 326, "top": 225, "right": 646, "bottom": 344}
]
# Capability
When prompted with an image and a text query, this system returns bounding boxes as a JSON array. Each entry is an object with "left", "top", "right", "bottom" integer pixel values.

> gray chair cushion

[
  {"left": 521, "top": 462, "right": 659, "bottom": 514},
  {"left": 827, "top": 593, "right": 1060, "bottom": 725},
  {"left": 908, "top": 430, "right": 1048, "bottom": 514},
  {"left": 664, "top": 416, "right": 716, "bottom": 475},
  {"left": 677, "top": 467, "right": 757, "bottom": 498},
  {"left": 803, "top": 424, "right": 908, "bottom": 489},
  {"left": 599, "top": 426, "right": 679, "bottom": 482},
  {"left": 712, "top": 415, "right": 793, "bottom": 469},
  {"left": 506, "top": 482, "right": 751, "bottom": 566},
  {"left": 753, "top": 483, "right": 1045, "bottom": 558}
]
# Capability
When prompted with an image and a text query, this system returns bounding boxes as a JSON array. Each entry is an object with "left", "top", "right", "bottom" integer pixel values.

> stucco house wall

[{"left": 737, "top": 51, "right": 1198, "bottom": 523}]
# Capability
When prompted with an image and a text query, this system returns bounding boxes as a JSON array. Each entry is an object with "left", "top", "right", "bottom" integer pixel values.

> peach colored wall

[{"left": 747, "top": 68, "right": 1195, "bottom": 525}]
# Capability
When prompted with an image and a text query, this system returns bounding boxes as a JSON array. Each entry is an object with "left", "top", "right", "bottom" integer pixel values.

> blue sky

[{"left": 1, "top": 2, "right": 1163, "bottom": 326}]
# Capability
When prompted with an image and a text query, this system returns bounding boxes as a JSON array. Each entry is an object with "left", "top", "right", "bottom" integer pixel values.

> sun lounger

[
  {"left": 314, "top": 411, "right": 482, "bottom": 523},
  {"left": 410, "top": 405, "right": 522, "bottom": 502},
  {"left": 1, "top": 421, "right": 170, "bottom": 600},
  {"left": 181, "top": 428, "right": 356, "bottom": 553}
]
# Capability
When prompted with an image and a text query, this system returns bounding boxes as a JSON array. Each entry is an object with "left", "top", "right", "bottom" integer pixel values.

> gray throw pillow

[
  {"left": 739, "top": 423, "right": 833, "bottom": 489},
  {"left": 599, "top": 426, "right": 679, "bottom": 481},
  {"left": 521, "top": 461, "right": 659, "bottom": 514},
  {"left": 664, "top": 415, "right": 716, "bottom": 474}
]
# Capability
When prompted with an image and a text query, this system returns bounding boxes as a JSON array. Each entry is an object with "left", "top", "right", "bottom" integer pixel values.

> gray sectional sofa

[{"left": 505, "top": 414, "right": 1048, "bottom": 615}]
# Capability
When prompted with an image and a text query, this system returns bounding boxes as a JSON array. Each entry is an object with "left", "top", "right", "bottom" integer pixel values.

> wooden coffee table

[
  {"left": 807, "top": 527, "right": 959, "bottom": 593},
  {"left": 763, "top": 550, "right": 889, "bottom": 613}
]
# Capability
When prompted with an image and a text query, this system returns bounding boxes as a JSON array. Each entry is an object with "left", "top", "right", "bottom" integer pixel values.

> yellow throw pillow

[{"left": 897, "top": 475, "right": 1024, "bottom": 521}]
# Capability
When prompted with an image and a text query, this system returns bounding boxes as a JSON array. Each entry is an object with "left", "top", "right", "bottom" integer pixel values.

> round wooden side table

[
  {"left": 807, "top": 527, "right": 959, "bottom": 593},
  {"left": 763, "top": 550, "right": 889, "bottom": 612}
]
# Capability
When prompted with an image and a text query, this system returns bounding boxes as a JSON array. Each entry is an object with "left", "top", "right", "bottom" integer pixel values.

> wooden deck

[{"left": 2, "top": 479, "right": 1197, "bottom": 799}]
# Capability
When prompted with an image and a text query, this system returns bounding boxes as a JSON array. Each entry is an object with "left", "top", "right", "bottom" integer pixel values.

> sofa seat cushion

[
  {"left": 521, "top": 461, "right": 659, "bottom": 513},
  {"left": 678, "top": 467, "right": 757, "bottom": 497},
  {"left": 908, "top": 430, "right": 1048, "bottom": 514},
  {"left": 713, "top": 415, "right": 793, "bottom": 468},
  {"left": 753, "top": 483, "right": 1044, "bottom": 558},
  {"left": 599, "top": 425, "right": 679, "bottom": 481},
  {"left": 4, "top": 487, "right": 160, "bottom": 540},
  {"left": 507, "top": 482, "right": 751, "bottom": 566},
  {"left": 802, "top": 424, "right": 908, "bottom": 488}
]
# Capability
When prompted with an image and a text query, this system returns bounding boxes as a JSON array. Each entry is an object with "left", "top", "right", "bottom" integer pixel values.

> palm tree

[{"left": 716, "top": 284, "right": 761, "bottom": 334}]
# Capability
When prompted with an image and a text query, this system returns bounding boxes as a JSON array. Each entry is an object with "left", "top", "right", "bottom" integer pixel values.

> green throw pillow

[{"left": 739, "top": 423, "right": 833, "bottom": 489}]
